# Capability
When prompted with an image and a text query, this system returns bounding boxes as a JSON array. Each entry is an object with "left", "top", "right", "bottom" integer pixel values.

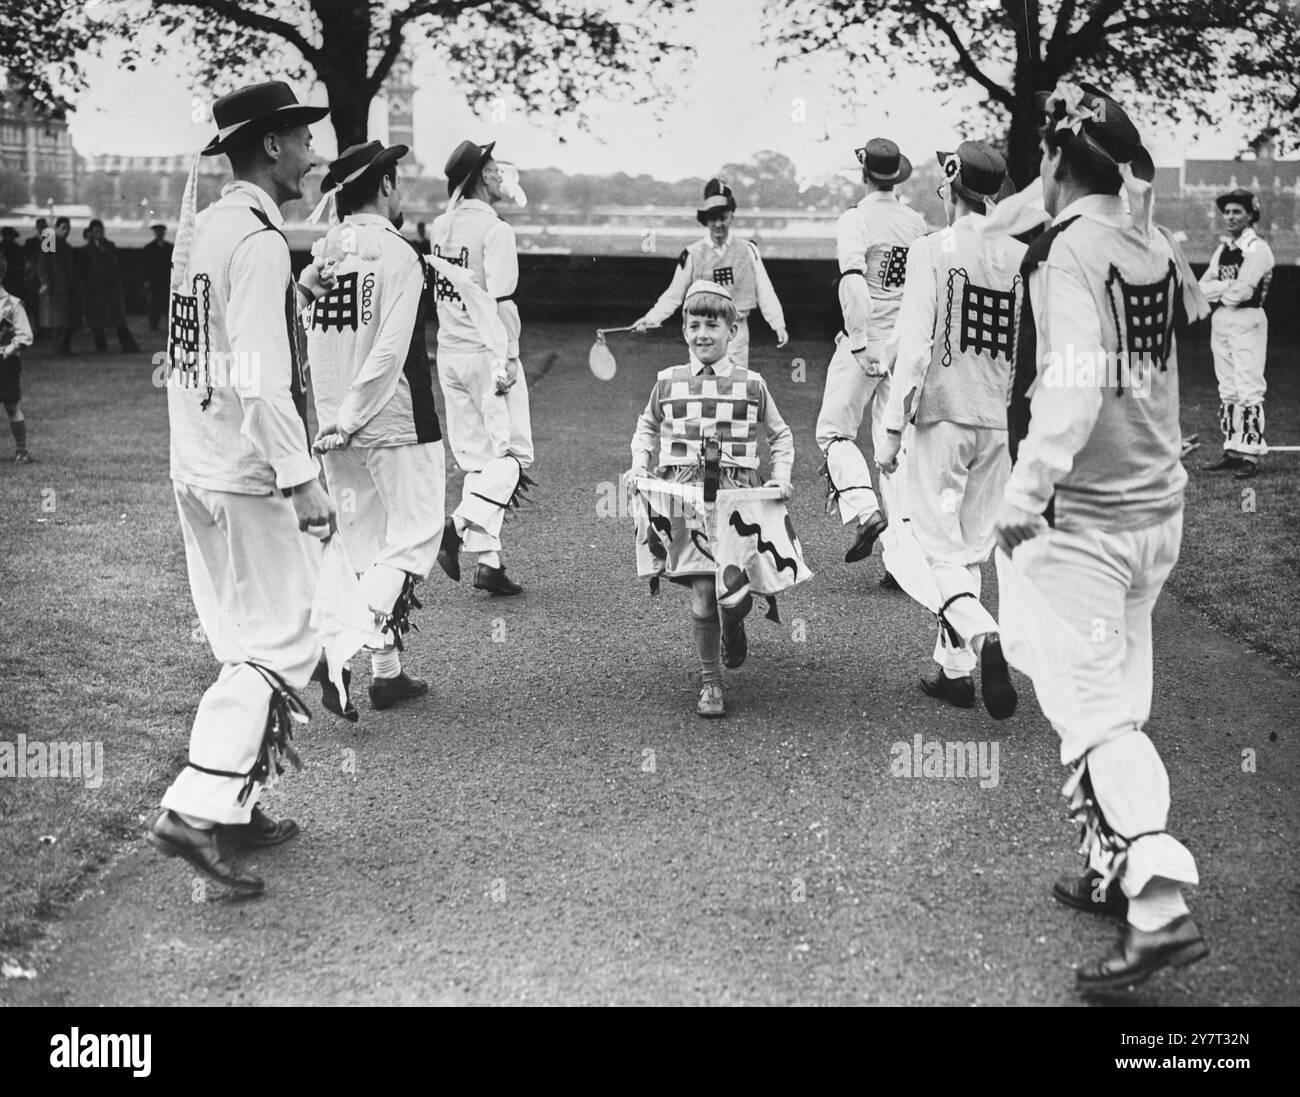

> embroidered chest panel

[{"left": 431, "top": 244, "right": 470, "bottom": 308}]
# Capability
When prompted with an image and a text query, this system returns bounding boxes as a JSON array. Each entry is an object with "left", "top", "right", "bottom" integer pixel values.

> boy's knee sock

[
  {"left": 692, "top": 611, "right": 722, "bottom": 688},
  {"left": 9, "top": 416, "right": 27, "bottom": 452}
]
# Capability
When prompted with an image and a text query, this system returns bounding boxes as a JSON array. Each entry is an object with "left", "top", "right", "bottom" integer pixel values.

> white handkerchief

[{"left": 310, "top": 537, "right": 374, "bottom": 710}]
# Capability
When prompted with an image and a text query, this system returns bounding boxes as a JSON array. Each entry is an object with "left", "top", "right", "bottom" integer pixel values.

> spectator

[
  {"left": 414, "top": 220, "right": 431, "bottom": 254},
  {"left": 79, "top": 219, "right": 140, "bottom": 353},
  {"left": 141, "top": 222, "right": 173, "bottom": 331},
  {"left": 22, "top": 218, "right": 46, "bottom": 339},
  {"left": 0, "top": 227, "right": 25, "bottom": 299},
  {"left": 39, "top": 217, "right": 78, "bottom": 354}
]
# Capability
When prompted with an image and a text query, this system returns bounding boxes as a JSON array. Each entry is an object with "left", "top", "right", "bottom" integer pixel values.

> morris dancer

[
  {"left": 814, "top": 138, "right": 926, "bottom": 574},
  {"left": 628, "top": 280, "right": 809, "bottom": 719},
  {"left": 430, "top": 139, "right": 534, "bottom": 596},
  {"left": 305, "top": 140, "right": 444, "bottom": 711},
  {"left": 633, "top": 179, "right": 788, "bottom": 366},
  {"left": 1199, "top": 188, "right": 1275, "bottom": 480},
  {"left": 148, "top": 82, "right": 338, "bottom": 894},
  {"left": 876, "top": 142, "right": 1022, "bottom": 720},
  {"left": 994, "top": 82, "right": 1206, "bottom": 990}
]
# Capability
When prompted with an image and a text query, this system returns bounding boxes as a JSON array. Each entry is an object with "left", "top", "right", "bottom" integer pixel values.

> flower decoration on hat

[
  {"left": 942, "top": 154, "right": 961, "bottom": 183},
  {"left": 1044, "top": 82, "right": 1105, "bottom": 138}
]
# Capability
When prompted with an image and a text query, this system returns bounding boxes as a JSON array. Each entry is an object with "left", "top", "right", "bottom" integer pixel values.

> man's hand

[
  {"left": 632, "top": 318, "right": 658, "bottom": 333},
  {"left": 291, "top": 477, "right": 337, "bottom": 541},
  {"left": 297, "top": 261, "right": 336, "bottom": 302},
  {"left": 775, "top": 328, "right": 789, "bottom": 348},
  {"left": 764, "top": 478, "right": 793, "bottom": 502},
  {"left": 993, "top": 498, "right": 1048, "bottom": 555},
  {"left": 493, "top": 356, "right": 521, "bottom": 395},
  {"left": 851, "top": 347, "right": 883, "bottom": 377},
  {"left": 875, "top": 431, "right": 902, "bottom": 474},
  {"left": 312, "top": 422, "right": 350, "bottom": 454}
]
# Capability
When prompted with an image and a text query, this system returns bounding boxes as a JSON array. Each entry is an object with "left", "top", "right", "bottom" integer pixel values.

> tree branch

[
  {"left": 152, "top": 0, "right": 322, "bottom": 67},
  {"left": 366, "top": 0, "right": 497, "bottom": 97},
  {"left": 911, "top": 3, "right": 1015, "bottom": 108}
]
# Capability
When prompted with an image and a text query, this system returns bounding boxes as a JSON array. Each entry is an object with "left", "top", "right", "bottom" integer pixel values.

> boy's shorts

[{"left": 0, "top": 357, "right": 20, "bottom": 406}]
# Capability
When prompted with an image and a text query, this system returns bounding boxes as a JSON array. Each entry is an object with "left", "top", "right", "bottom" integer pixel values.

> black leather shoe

[
  {"left": 368, "top": 671, "right": 429, "bottom": 711},
  {"left": 146, "top": 810, "right": 265, "bottom": 894},
  {"left": 720, "top": 594, "right": 752, "bottom": 669},
  {"left": 436, "top": 518, "right": 462, "bottom": 581},
  {"left": 223, "top": 805, "right": 300, "bottom": 849},
  {"left": 979, "top": 638, "right": 1018, "bottom": 720},
  {"left": 845, "top": 510, "right": 888, "bottom": 563},
  {"left": 1076, "top": 915, "right": 1209, "bottom": 992},
  {"left": 879, "top": 569, "right": 901, "bottom": 591},
  {"left": 1233, "top": 460, "right": 1259, "bottom": 480},
  {"left": 313, "top": 657, "right": 358, "bottom": 722},
  {"left": 919, "top": 670, "right": 975, "bottom": 709},
  {"left": 473, "top": 563, "right": 522, "bottom": 596},
  {"left": 1052, "top": 868, "right": 1128, "bottom": 918},
  {"left": 1201, "top": 454, "right": 1243, "bottom": 471}
]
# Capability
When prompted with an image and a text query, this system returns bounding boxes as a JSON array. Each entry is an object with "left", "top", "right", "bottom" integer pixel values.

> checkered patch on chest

[
  {"left": 711, "top": 266, "right": 734, "bottom": 287},
  {"left": 1217, "top": 263, "right": 1241, "bottom": 281},
  {"left": 1104, "top": 261, "right": 1177, "bottom": 373},
  {"left": 958, "top": 281, "right": 1017, "bottom": 361},
  {"left": 877, "top": 246, "right": 909, "bottom": 290},
  {"left": 432, "top": 245, "right": 469, "bottom": 306},
  {"left": 309, "top": 271, "right": 361, "bottom": 332}
]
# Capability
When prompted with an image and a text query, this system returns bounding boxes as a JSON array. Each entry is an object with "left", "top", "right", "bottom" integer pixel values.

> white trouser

[
  {"left": 728, "top": 314, "right": 750, "bottom": 368},
  {"left": 161, "top": 482, "right": 321, "bottom": 825},
  {"left": 1210, "top": 307, "right": 1268, "bottom": 456},
  {"left": 906, "top": 422, "right": 1008, "bottom": 675},
  {"left": 816, "top": 336, "right": 894, "bottom": 524},
  {"left": 437, "top": 347, "right": 534, "bottom": 554},
  {"left": 1012, "top": 511, "right": 1197, "bottom": 893},
  {"left": 322, "top": 442, "right": 446, "bottom": 648}
]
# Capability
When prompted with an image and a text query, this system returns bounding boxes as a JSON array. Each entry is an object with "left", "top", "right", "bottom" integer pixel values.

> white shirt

[
  {"left": 430, "top": 198, "right": 521, "bottom": 357},
  {"left": 1199, "top": 227, "right": 1275, "bottom": 309},
  {"left": 169, "top": 180, "right": 318, "bottom": 494},
  {"left": 1002, "top": 195, "right": 1117, "bottom": 516},
  {"left": 0, "top": 290, "right": 34, "bottom": 357},
  {"left": 638, "top": 233, "right": 785, "bottom": 330}
]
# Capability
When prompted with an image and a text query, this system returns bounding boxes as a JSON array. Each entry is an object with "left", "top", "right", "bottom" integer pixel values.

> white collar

[
  {"left": 221, "top": 180, "right": 284, "bottom": 227},
  {"left": 1053, "top": 193, "right": 1127, "bottom": 228},
  {"left": 456, "top": 198, "right": 498, "bottom": 218},
  {"left": 951, "top": 211, "right": 985, "bottom": 229},
  {"left": 689, "top": 352, "right": 734, "bottom": 377},
  {"left": 860, "top": 191, "right": 898, "bottom": 206},
  {"left": 1224, "top": 227, "right": 1258, "bottom": 249}
]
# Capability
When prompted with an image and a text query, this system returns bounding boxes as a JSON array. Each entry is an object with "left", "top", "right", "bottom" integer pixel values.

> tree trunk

[
  {"left": 323, "top": 78, "right": 371, "bottom": 150},
  {"left": 1005, "top": 95, "right": 1045, "bottom": 190},
  {"left": 317, "top": 2, "right": 376, "bottom": 150}
]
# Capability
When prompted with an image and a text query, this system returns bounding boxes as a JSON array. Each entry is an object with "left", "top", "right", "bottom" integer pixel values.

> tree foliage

[{"left": 769, "top": 1, "right": 1300, "bottom": 184}]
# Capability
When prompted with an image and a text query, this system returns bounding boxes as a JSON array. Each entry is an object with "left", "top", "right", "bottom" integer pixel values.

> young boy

[
  {"left": 0, "top": 254, "right": 35, "bottom": 462},
  {"left": 633, "top": 179, "right": 788, "bottom": 367},
  {"left": 628, "top": 280, "right": 804, "bottom": 719}
]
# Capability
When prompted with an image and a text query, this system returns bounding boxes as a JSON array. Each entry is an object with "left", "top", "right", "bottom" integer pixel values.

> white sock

[
  {"left": 177, "top": 811, "right": 214, "bottom": 831},
  {"left": 371, "top": 648, "right": 401, "bottom": 680},
  {"left": 479, "top": 550, "right": 501, "bottom": 569},
  {"left": 1126, "top": 879, "right": 1191, "bottom": 931}
]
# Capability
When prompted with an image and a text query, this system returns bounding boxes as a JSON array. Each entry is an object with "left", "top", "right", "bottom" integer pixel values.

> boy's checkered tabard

[
  {"left": 1104, "top": 260, "right": 1177, "bottom": 378},
  {"left": 656, "top": 364, "right": 763, "bottom": 468},
  {"left": 431, "top": 244, "right": 470, "bottom": 307}
]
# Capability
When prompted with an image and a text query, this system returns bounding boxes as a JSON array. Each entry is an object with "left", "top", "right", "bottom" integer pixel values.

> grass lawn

[{"left": 0, "top": 317, "right": 1296, "bottom": 956}]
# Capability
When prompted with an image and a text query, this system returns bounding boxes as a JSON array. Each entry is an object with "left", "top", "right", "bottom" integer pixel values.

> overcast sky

[{"left": 67, "top": 0, "right": 1258, "bottom": 179}]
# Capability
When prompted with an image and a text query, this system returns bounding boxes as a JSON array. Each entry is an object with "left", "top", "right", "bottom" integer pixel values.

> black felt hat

[
  {"left": 201, "top": 81, "right": 328, "bottom": 157},
  {"left": 936, "top": 141, "right": 1007, "bottom": 205},
  {"left": 855, "top": 138, "right": 912, "bottom": 184},
  {"left": 444, "top": 139, "right": 496, "bottom": 198},
  {"left": 322, "top": 140, "right": 409, "bottom": 195},
  {"left": 696, "top": 178, "right": 737, "bottom": 225},
  {"left": 1216, "top": 188, "right": 1260, "bottom": 224}
]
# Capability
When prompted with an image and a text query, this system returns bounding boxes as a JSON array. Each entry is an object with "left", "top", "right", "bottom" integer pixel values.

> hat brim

[
  {"left": 202, "top": 103, "right": 330, "bottom": 156},
  {"left": 447, "top": 141, "right": 497, "bottom": 197},
  {"left": 696, "top": 200, "right": 737, "bottom": 226},
  {"left": 323, "top": 144, "right": 409, "bottom": 194},
  {"left": 865, "top": 153, "right": 912, "bottom": 185}
]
